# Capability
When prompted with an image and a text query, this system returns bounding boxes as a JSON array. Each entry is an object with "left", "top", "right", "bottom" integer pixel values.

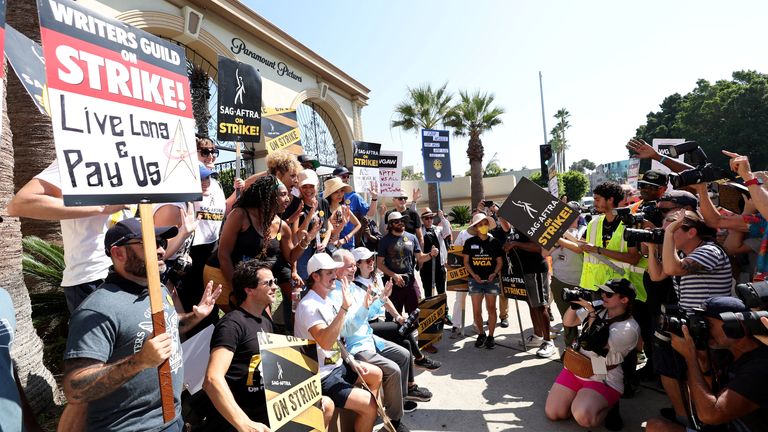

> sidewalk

[{"left": 399, "top": 290, "right": 667, "bottom": 431}]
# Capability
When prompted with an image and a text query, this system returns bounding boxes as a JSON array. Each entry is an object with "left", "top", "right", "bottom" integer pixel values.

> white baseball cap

[
  {"left": 307, "top": 253, "right": 343, "bottom": 275},
  {"left": 352, "top": 247, "right": 376, "bottom": 262},
  {"left": 299, "top": 169, "right": 319, "bottom": 187},
  {"left": 386, "top": 211, "right": 405, "bottom": 223}
]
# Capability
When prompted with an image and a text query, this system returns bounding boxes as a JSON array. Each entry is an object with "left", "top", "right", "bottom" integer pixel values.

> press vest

[{"left": 579, "top": 215, "right": 648, "bottom": 302}]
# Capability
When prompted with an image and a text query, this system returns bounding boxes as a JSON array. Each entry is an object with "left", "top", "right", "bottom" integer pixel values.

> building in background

[{"left": 588, "top": 159, "right": 630, "bottom": 190}]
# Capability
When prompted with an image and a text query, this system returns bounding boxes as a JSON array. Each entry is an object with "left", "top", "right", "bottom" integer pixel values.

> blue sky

[{"left": 247, "top": 0, "right": 768, "bottom": 175}]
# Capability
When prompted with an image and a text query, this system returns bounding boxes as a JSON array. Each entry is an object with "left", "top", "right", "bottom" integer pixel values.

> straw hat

[
  {"left": 323, "top": 177, "right": 353, "bottom": 198},
  {"left": 466, "top": 212, "right": 497, "bottom": 236}
]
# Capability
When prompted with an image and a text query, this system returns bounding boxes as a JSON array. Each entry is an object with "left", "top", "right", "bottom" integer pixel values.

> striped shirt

[{"left": 677, "top": 242, "right": 733, "bottom": 311}]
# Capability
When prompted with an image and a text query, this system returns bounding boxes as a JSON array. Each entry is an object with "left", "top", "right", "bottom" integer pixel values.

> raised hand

[
  {"left": 412, "top": 187, "right": 422, "bottom": 202},
  {"left": 722, "top": 150, "right": 753, "bottom": 180},
  {"left": 192, "top": 280, "right": 222, "bottom": 318},
  {"left": 340, "top": 278, "right": 352, "bottom": 310},
  {"left": 382, "top": 279, "right": 393, "bottom": 298},
  {"left": 368, "top": 180, "right": 379, "bottom": 200},
  {"left": 626, "top": 138, "right": 658, "bottom": 160}
]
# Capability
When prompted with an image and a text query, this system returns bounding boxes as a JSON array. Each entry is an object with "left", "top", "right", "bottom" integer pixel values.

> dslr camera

[
  {"left": 657, "top": 304, "right": 710, "bottom": 349},
  {"left": 719, "top": 281, "right": 768, "bottom": 338},
  {"left": 623, "top": 227, "right": 665, "bottom": 244},
  {"left": 398, "top": 308, "right": 421, "bottom": 336},
  {"left": 562, "top": 287, "right": 594, "bottom": 309},
  {"left": 613, "top": 203, "right": 664, "bottom": 228},
  {"left": 667, "top": 141, "right": 735, "bottom": 188}
]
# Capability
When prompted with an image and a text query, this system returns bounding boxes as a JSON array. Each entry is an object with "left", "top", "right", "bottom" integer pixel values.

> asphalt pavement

[{"left": 398, "top": 290, "right": 667, "bottom": 432}]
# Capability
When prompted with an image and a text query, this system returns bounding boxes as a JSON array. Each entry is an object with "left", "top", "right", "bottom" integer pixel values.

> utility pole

[{"left": 539, "top": 72, "right": 548, "bottom": 147}]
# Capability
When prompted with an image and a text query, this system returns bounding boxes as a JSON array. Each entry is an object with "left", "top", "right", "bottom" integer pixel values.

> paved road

[{"left": 399, "top": 291, "right": 667, "bottom": 432}]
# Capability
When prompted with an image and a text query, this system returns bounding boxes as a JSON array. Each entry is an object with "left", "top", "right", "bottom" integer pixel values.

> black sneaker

[
  {"left": 485, "top": 335, "right": 496, "bottom": 349},
  {"left": 405, "top": 385, "right": 432, "bottom": 402},
  {"left": 414, "top": 356, "right": 442, "bottom": 370},
  {"left": 604, "top": 402, "right": 623, "bottom": 431},
  {"left": 475, "top": 334, "right": 487, "bottom": 348},
  {"left": 444, "top": 315, "right": 453, "bottom": 326},
  {"left": 499, "top": 318, "right": 509, "bottom": 328},
  {"left": 393, "top": 420, "right": 410, "bottom": 432},
  {"left": 403, "top": 400, "right": 418, "bottom": 412}
]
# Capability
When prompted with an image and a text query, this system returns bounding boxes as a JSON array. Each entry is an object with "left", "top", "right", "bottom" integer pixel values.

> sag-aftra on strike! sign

[{"left": 38, "top": 0, "right": 201, "bottom": 206}]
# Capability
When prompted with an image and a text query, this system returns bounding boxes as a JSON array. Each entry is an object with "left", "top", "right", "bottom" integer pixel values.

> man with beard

[{"left": 62, "top": 218, "right": 215, "bottom": 431}]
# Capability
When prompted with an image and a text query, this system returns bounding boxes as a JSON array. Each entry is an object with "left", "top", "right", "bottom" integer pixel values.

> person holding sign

[
  {"left": 204, "top": 260, "right": 335, "bottom": 431},
  {"left": 294, "top": 254, "right": 382, "bottom": 432},
  {"left": 545, "top": 279, "right": 639, "bottom": 431},
  {"left": 63, "top": 219, "right": 186, "bottom": 431},
  {"left": 463, "top": 213, "right": 504, "bottom": 349}
]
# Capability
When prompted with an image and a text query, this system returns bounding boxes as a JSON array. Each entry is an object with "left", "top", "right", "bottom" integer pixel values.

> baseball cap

[
  {"left": 298, "top": 169, "right": 319, "bottom": 187},
  {"left": 104, "top": 218, "right": 178, "bottom": 256},
  {"left": 638, "top": 170, "right": 669, "bottom": 187},
  {"left": 386, "top": 211, "right": 405, "bottom": 223},
  {"left": 596, "top": 278, "right": 637, "bottom": 300},
  {"left": 701, "top": 296, "right": 749, "bottom": 320},
  {"left": 307, "top": 253, "right": 344, "bottom": 275},
  {"left": 333, "top": 166, "right": 351, "bottom": 177},
  {"left": 352, "top": 247, "right": 376, "bottom": 262},
  {"left": 660, "top": 190, "right": 699, "bottom": 209},
  {"left": 297, "top": 154, "right": 320, "bottom": 170}
]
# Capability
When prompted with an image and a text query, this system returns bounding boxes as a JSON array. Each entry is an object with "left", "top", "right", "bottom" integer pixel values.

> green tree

[
  {"left": 391, "top": 82, "right": 453, "bottom": 209},
  {"left": 569, "top": 159, "right": 596, "bottom": 173},
  {"left": 561, "top": 170, "right": 590, "bottom": 202},
  {"left": 635, "top": 71, "right": 768, "bottom": 170},
  {"left": 445, "top": 90, "right": 505, "bottom": 209},
  {"left": 401, "top": 167, "right": 424, "bottom": 180},
  {"left": 549, "top": 108, "right": 571, "bottom": 172}
]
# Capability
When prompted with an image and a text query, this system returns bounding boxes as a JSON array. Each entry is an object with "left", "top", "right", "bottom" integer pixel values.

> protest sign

[
  {"left": 217, "top": 56, "right": 261, "bottom": 142},
  {"left": 422, "top": 129, "right": 451, "bottom": 182},
  {"left": 446, "top": 245, "right": 468, "bottom": 292},
  {"left": 6, "top": 24, "right": 48, "bottom": 115},
  {"left": 501, "top": 254, "right": 528, "bottom": 301},
  {"left": 180, "top": 325, "right": 214, "bottom": 395},
  {"left": 263, "top": 108, "right": 301, "bottom": 153},
  {"left": 258, "top": 332, "right": 324, "bottom": 432},
  {"left": 352, "top": 141, "right": 380, "bottom": 195},
  {"left": 379, "top": 150, "right": 402, "bottom": 197},
  {"left": 38, "top": 0, "right": 200, "bottom": 206},
  {"left": 417, "top": 294, "right": 446, "bottom": 350},
  {"left": 627, "top": 157, "right": 641, "bottom": 189},
  {"left": 498, "top": 177, "right": 579, "bottom": 250}
]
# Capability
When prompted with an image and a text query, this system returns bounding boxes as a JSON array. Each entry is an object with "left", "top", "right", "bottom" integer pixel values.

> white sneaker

[
  {"left": 536, "top": 341, "right": 557, "bottom": 358},
  {"left": 518, "top": 334, "right": 544, "bottom": 348}
]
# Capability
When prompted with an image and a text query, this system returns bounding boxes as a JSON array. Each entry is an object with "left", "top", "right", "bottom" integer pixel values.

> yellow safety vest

[{"left": 579, "top": 215, "right": 648, "bottom": 302}]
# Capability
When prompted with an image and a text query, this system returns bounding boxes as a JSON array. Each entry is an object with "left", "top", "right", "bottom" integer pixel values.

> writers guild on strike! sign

[{"left": 38, "top": 0, "right": 200, "bottom": 205}]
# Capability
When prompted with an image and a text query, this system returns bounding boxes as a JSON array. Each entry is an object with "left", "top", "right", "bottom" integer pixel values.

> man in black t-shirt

[
  {"left": 204, "top": 260, "right": 333, "bottom": 431},
  {"left": 384, "top": 190, "right": 424, "bottom": 249},
  {"left": 646, "top": 297, "right": 768, "bottom": 432}
]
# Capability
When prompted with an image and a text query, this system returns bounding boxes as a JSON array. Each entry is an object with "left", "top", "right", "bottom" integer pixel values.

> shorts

[
  {"left": 321, "top": 362, "right": 359, "bottom": 408},
  {"left": 63, "top": 279, "right": 104, "bottom": 313},
  {"left": 555, "top": 368, "right": 622, "bottom": 406},
  {"left": 652, "top": 336, "right": 687, "bottom": 380},
  {"left": 524, "top": 272, "right": 549, "bottom": 308},
  {"left": 468, "top": 278, "right": 500, "bottom": 295}
]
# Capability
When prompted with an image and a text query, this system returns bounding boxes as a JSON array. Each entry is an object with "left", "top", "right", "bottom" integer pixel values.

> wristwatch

[{"left": 744, "top": 177, "right": 763, "bottom": 187}]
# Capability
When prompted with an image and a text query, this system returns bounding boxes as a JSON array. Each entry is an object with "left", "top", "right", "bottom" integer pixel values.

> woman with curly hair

[{"left": 204, "top": 175, "right": 319, "bottom": 311}]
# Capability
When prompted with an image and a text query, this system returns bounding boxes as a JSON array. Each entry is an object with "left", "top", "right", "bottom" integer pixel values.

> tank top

[{"left": 208, "top": 209, "right": 283, "bottom": 268}]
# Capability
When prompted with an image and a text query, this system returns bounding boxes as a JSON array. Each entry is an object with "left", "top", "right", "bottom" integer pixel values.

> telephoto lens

[
  {"left": 398, "top": 308, "right": 421, "bottom": 336},
  {"left": 562, "top": 288, "right": 594, "bottom": 309}
]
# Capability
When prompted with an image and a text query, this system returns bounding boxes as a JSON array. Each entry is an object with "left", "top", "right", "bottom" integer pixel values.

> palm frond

[{"left": 22, "top": 236, "right": 65, "bottom": 287}]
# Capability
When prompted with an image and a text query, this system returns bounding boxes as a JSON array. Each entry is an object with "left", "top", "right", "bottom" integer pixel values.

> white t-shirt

[
  {"left": 35, "top": 162, "right": 132, "bottom": 287},
  {"left": 293, "top": 289, "right": 343, "bottom": 377},
  {"left": 193, "top": 178, "right": 225, "bottom": 246},
  {"left": 152, "top": 203, "right": 192, "bottom": 261}
]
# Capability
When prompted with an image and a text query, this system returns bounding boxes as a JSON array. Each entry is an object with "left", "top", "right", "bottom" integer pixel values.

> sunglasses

[
  {"left": 358, "top": 257, "right": 375, "bottom": 264},
  {"left": 119, "top": 238, "right": 169, "bottom": 250},
  {"left": 659, "top": 206, "right": 679, "bottom": 214},
  {"left": 258, "top": 278, "right": 278, "bottom": 287},
  {"left": 639, "top": 184, "right": 661, "bottom": 190},
  {"left": 421, "top": 216, "right": 433, "bottom": 220},
  {"left": 198, "top": 148, "right": 220, "bottom": 157},
  {"left": 601, "top": 291, "right": 615, "bottom": 298},
  {"left": 395, "top": 197, "right": 407, "bottom": 201},
  {"left": 339, "top": 174, "right": 350, "bottom": 179}
]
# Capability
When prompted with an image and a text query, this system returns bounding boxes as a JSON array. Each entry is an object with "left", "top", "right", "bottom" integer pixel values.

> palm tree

[
  {"left": 391, "top": 82, "right": 454, "bottom": 210},
  {"left": 0, "top": 69, "right": 63, "bottom": 414},
  {"left": 444, "top": 90, "right": 505, "bottom": 209},
  {"left": 550, "top": 108, "right": 571, "bottom": 172}
]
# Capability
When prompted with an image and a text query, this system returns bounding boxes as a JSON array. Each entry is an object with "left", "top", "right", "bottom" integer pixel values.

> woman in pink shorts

[{"left": 545, "top": 279, "right": 640, "bottom": 430}]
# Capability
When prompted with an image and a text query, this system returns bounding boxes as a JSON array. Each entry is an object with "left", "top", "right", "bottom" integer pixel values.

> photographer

[
  {"left": 646, "top": 297, "right": 768, "bottom": 432},
  {"left": 545, "top": 279, "right": 640, "bottom": 431}
]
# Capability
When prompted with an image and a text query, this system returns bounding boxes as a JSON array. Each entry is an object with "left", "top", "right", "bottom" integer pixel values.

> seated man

[
  {"left": 294, "top": 254, "right": 383, "bottom": 432},
  {"left": 647, "top": 296, "right": 768, "bottom": 432},
  {"left": 204, "top": 260, "right": 334, "bottom": 431}
]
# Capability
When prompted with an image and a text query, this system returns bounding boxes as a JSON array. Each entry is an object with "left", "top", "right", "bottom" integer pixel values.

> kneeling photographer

[
  {"left": 545, "top": 279, "right": 640, "bottom": 431},
  {"left": 646, "top": 295, "right": 768, "bottom": 432}
]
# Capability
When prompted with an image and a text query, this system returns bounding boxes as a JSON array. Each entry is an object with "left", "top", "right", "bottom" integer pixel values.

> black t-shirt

[
  {"left": 386, "top": 208, "right": 421, "bottom": 236},
  {"left": 507, "top": 228, "right": 548, "bottom": 274},
  {"left": 723, "top": 344, "right": 768, "bottom": 432},
  {"left": 601, "top": 216, "right": 637, "bottom": 248},
  {"left": 210, "top": 307, "right": 274, "bottom": 423},
  {"left": 463, "top": 235, "right": 503, "bottom": 280}
]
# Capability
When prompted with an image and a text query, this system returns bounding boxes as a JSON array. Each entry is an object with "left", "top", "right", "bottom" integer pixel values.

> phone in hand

[
  {"left": 483, "top": 200, "right": 494, "bottom": 208},
  {"left": 335, "top": 209, "right": 343, "bottom": 224}
]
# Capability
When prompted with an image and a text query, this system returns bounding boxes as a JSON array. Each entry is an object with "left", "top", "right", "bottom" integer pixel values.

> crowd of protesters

[{"left": 4, "top": 137, "right": 768, "bottom": 432}]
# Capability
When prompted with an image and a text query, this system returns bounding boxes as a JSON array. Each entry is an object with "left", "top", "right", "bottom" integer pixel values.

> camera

[
  {"left": 667, "top": 141, "right": 735, "bottom": 188},
  {"left": 398, "top": 308, "right": 421, "bottom": 336},
  {"left": 735, "top": 281, "right": 768, "bottom": 310},
  {"left": 623, "top": 228, "right": 665, "bottom": 244},
  {"left": 720, "top": 310, "right": 768, "bottom": 338},
  {"left": 657, "top": 304, "right": 710, "bottom": 349},
  {"left": 562, "top": 287, "right": 594, "bottom": 309},
  {"left": 612, "top": 207, "right": 644, "bottom": 226}
]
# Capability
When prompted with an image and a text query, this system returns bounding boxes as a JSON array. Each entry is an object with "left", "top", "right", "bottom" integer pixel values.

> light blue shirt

[{"left": 328, "top": 279, "right": 386, "bottom": 355}]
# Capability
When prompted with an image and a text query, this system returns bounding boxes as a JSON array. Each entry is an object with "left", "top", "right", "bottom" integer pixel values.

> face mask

[{"left": 478, "top": 225, "right": 489, "bottom": 235}]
